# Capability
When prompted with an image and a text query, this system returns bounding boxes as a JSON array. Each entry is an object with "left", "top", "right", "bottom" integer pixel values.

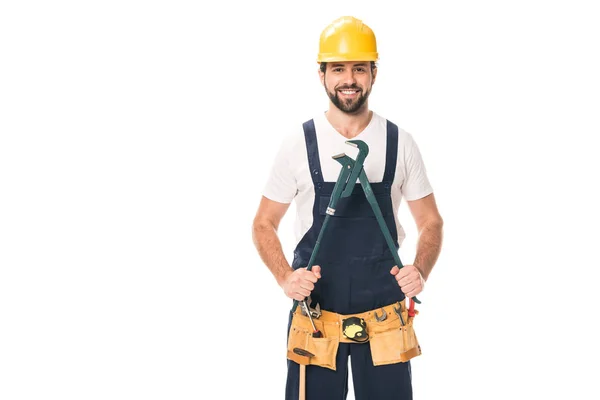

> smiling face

[{"left": 320, "top": 61, "right": 377, "bottom": 114}]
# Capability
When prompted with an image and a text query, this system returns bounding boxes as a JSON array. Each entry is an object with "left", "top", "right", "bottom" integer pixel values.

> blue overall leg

[{"left": 350, "top": 339, "right": 413, "bottom": 400}]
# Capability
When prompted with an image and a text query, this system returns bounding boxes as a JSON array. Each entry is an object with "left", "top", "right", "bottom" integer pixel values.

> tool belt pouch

[
  {"left": 286, "top": 313, "right": 339, "bottom": 371},
  {"left": 368, "top": 309, "right": 421, "bottom": 366}
]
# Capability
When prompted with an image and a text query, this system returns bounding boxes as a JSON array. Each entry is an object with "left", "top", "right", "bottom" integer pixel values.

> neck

[{"left": 325, "top": 104, "right": 373, "bottom": 139}]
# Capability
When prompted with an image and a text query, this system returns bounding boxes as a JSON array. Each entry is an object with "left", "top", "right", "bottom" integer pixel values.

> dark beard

[{"left": 325, "top": 83, "right": 371, "bottom": 114}]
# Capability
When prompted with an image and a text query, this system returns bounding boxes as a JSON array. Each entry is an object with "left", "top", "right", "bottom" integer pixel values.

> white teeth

[{"left": 341, "top": 90, "right": 357, "bottom": 94}]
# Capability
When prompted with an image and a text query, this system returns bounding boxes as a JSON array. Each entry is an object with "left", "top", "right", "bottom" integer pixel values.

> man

[{"left": 252, "top": 16, "right": 443, "bottom": 400}]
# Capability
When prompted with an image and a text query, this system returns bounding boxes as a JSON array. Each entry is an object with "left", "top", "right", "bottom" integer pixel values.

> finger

[
  {"left": 292, "top": 293, "right": 305, "bottom": 301},
  {"left": 298, "top": 281, "right": 315, "bottom": 292},
  {"left": 301, "top": 270, "right": 319, "bottom": 283},
  {"left": 395, "top": 267, "right": 411, "bottom": 280},
  {"left": 312, "top": 265, "right": 322, "bottom": 279},
  {"left": 400, "top": 281, "right": 420, "bottom": 295},
  {"left": 406, "top": 288, "right": 423, "bottom": 299},
  {"left": 296, "top": 287, "right": 311, "bottom": 298},
  {"left": 389, "top": 266, "right": 399, "bottom": 275},
  {"left": 397, "top": 274, "right": 416, "bottom": 287}
]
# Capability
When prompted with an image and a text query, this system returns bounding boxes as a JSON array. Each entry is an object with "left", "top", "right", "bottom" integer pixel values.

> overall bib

[{"left": 285, "top": 119, "right": 413, "bottom": 400}]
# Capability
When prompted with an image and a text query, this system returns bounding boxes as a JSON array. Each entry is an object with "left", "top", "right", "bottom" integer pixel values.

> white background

[{"left": 1, "top": 1, "right": 599, "bottom": 399}]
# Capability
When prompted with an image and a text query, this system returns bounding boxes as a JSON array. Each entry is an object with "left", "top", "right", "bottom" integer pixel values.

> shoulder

[
  {"left": 273, "top": 119, "right": 310, "bottom": 154},
  {"left": 285, "top": 112, "right": 335, "bottom": 148},
  {"left": 284, "top": 126, "right": 306, "bottom": 149},
  {"left": 372, "top": 112, "right": 415, "bottom": 144}
]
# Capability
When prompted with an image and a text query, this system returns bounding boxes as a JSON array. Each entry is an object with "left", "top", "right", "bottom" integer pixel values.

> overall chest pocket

[{"left": 317, "top": 187, "right": 394, "bottom": 258}]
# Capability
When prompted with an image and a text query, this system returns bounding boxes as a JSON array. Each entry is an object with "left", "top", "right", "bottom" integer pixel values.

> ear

[
  {"left": 372, "top": 67, "right": 378, "bottom": 84},
  {"left": 319, "top": 69, "right": 325, "bottom": 86}
]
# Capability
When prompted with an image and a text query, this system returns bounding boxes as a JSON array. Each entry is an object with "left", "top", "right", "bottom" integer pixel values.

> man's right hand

[{"left": 281, "top": 266, "right": 322, "bottom": 301}]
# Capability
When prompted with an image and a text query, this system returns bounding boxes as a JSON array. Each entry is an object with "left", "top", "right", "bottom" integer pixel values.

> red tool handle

[{"left": 407, "top": 298, "right": 416, "bottom": 317}]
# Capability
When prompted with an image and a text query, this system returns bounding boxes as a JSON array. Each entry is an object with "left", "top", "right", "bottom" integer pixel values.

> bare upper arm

[
  {"left": 253, "top": 196, "right": 291, "bottom": 231},
  {"left": 406, "top": 193, "right": 443, "bottom": 230}
]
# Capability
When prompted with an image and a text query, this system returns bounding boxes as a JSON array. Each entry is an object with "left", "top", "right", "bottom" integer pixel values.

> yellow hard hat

[{"left": 317, "top": 16, "right": 378, "bottom": 63}]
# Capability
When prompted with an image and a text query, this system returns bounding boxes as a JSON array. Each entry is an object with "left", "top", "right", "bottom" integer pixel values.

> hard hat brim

[{"left": 317, "top": 52, "right": 379, "bottom": 63}]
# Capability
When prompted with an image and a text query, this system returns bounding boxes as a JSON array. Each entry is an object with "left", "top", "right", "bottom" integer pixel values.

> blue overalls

[{"left": 285, "top": 119, "right": 413, "bottom": 400}]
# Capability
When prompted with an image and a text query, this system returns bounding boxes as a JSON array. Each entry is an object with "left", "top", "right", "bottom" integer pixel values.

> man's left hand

[{"left": 390, "top": 265, "right": 425, "bottom": 298}]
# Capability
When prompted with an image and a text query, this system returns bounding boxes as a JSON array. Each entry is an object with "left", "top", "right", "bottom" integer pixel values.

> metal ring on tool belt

[{"left": 342, "top": 317, "right": 369, "bottom": 342}]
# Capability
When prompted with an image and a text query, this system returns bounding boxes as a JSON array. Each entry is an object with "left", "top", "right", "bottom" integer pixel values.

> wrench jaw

[
  {"left": 374, "top": 307, "right": 387, "bottom": 322},
  {"left": 300, "top": 296, "right": 321, "bottom": 319},
  {"left": 393, "top": 303, "right": 406, "bottom": 326},
  {"left": 311, "top": 302, "right": 322, "bottom": 319},
  {"left": 342, "top": 140, "right": 369, "bottom": 197}
]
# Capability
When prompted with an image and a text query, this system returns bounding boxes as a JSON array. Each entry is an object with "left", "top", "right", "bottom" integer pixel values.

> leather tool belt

[{"left": 287, "top": 300, "right": 421, "bottom": 371}]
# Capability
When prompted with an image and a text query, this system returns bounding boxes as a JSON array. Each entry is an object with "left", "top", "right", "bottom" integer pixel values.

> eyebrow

[{"left": 331, "top": 63, "right": 369, "bottom": 68}]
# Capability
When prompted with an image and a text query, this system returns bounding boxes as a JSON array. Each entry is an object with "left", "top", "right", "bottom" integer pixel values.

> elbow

[
  {"left": 253, "top": 216, "right": 270, "bottom": 231},
  {"left": 252, "top": 216, "right": 275, "bottom": 239},
  {"left": 420, "top": 215, "right": 443, "bottom": 234},
  {"left": 435, "top": 215, "right": 444, "bottom": 230},
  {"left": 251, "top": 217, "right": 263, "bottom": 239},
  {"left": 433, "top": 216, "right": 444, "bottom": 233},
  {"left": 251, "top": 219, "right": 263, "bottom": 247}
]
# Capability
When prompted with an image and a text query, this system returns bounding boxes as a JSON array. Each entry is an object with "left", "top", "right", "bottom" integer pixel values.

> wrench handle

[
  {"left": 291, "top": 216, "right": 331, "bottom": 312},
  {"left": 360, "top": 170, "right": 421, "bottom": 304},
  {"left": 291, "top": 155, "right": 355, "bottom": 313}
]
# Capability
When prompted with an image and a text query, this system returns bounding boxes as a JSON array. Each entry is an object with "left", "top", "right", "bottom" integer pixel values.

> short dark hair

[{"left": 320, "top": 61, "right": 377, "bottom": 73}]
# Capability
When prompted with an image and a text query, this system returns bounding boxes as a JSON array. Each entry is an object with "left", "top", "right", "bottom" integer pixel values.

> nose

[{"left": 341, "top": 69, "right": 357, "bottom": 85}]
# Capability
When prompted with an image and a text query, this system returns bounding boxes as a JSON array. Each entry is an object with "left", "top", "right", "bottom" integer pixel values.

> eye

[{"left": 333, "top": 68, "right": 343, "bottom": 72}]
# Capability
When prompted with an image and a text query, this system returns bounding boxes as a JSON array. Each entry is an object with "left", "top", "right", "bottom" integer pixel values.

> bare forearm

[
  {"left": 252, "top": 221, "right": 293, "bottom": 286},
  {"left": 413, "top": 219, "right": 443, "bottom": 281}
]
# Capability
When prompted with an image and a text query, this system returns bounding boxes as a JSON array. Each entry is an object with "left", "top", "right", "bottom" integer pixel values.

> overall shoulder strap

[
  {"left": 302, "top": 119, "right": 324, "bottom": 185},
  {"left": 382, "top": 120, "right": 399, "bottom": 184}
]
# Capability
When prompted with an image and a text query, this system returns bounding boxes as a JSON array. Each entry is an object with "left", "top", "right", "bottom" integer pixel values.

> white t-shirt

[{"left": 262, "top": 111, "right": 433, "bottom": 249}]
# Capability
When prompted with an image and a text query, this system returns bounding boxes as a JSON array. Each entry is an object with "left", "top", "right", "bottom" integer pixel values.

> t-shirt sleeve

[
  {"left": 262, "top": 137, "right": 297, "bottom": 204},
  {"left": 401, "top": 133, "right": 434, "bottom": 201}
]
